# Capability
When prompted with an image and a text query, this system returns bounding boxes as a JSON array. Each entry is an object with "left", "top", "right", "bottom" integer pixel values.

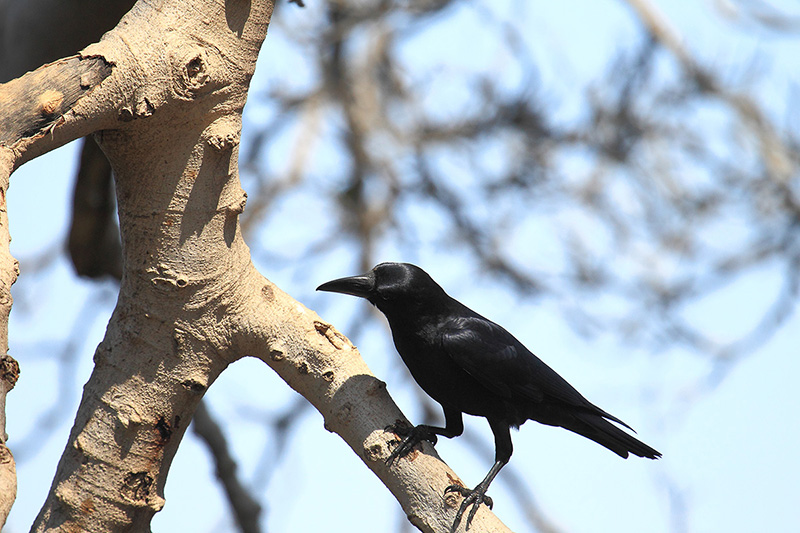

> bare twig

[{"left": 193, "top": 401, "right": 263, "bottom": 533}]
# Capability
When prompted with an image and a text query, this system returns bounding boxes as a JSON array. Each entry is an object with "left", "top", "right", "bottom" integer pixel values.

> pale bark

[
  {"left": 0, "top": 355, "right": 18, "bottom": 527},
  {"left": 0, "top": 0, "right": 512, "bottom": 531},
  {"left": 0, "top": 74, "right": 20, "bottom": 525}
]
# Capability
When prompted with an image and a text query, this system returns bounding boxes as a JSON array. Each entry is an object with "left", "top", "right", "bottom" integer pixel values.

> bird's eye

[{"left": 377, "top": 290, "right": 395, "bottom": 302}]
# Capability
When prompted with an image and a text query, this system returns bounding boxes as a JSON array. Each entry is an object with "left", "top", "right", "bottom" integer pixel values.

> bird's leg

[
  {"left": 384, "top": 421, "right": 439, "bottom": 465},
  {"left": 445, "top": 459, "right": 505, "bottom": 532},
  {"left": 385, "top": 408, "right": 464, "bottom": 465},
  {"left": 445, "top": 419, "right": 512, "bottom": 532}
]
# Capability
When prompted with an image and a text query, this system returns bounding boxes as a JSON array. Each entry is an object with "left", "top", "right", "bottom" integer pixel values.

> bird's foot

[
  {"left": 384, "top": 421, "right": 438, "bottom": 465},
  {"left": 444, "top": 483, "right": 493, "bottom": 532}
]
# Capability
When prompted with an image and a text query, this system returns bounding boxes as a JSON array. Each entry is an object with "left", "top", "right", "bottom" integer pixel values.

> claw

[
  {"left": 445, "top": 484, "right": 493, "bottom": 532},
  {"left": 384, "top": 422, "right": 438, "bottom": 466}
]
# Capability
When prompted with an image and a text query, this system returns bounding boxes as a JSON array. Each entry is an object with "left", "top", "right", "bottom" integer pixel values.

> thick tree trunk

[
  {"left": 0, "top": 76, "right": 21, "bottom": 529},
  {"left": 0, "top": 1, "right": 512, "bottom": 531}
]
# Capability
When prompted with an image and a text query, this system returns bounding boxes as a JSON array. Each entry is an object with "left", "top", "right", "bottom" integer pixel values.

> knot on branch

[
  {"left": 314, "top": 321, "right": 353, "bottom": 351},
  {"left": 37, "top": 90, "right": 64, "bottom": 117},
  {"left": 147, "top": 266, "right": 191, "bottom": 291},
  {"left": 223, "top": 191, "right": 247, "bottom": 215},
  {"left": 171, "top": 46, "right": 221, "bottom": 100},
  {"left": 206, "top": 130, "right": 240, "bottom": 151},
  {"left": 119, "top": 471, "right": 164, "bottom": 511},
  {"left": 204, "top": 114, "right": 242, "bottom": 152},
  {"left": 118, "top": 89, "right": 154, "bottom": 122},
  {"left": 0, "top": 355, "right": 19, "bottom": 389},
  {"left": 0, "top": 444, "right": 13, "bottom": 464},
  {"left": 120, "top": 472, "right": 153, "bottom": 505}
]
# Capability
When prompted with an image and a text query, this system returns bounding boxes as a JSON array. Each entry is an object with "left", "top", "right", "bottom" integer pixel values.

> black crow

[{"left": 318, "top": 262, "right": 660, "bottom": 531}]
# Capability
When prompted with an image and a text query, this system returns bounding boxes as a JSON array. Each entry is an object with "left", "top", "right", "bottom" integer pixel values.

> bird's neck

[{"left": 379, "top": 297, "right": 461, "bottom": 332}]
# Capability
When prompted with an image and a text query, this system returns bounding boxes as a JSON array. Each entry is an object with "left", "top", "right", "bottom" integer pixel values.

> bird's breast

[{"left": 388, "top": 322, "right": 510, "bottom": 416}]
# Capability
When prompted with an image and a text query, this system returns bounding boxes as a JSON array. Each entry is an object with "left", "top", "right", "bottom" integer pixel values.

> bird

[{"left": 317, "top": 262, "right": 661, "bottom": 532}]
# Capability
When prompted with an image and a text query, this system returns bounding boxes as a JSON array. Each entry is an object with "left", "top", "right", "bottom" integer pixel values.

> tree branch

[
  {"left": 0, "top": 98, "right": 20, "bottom": 525},
  {"left": 2, "top": 1, "right": 512, "bottom": 531},
  {"left": 192, "top": 401, "right": 262, "bottom": 533},
  {"left": 67, "top": 136, "right": 122, "bottom": 279},
  {"left": 0, "top": 354, "right": 19, "bottom": 527}
]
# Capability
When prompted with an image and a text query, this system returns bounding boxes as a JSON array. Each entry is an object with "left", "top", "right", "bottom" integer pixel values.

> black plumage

[{"left": 318, "top": 262, "right": 660, "bottom": 531}]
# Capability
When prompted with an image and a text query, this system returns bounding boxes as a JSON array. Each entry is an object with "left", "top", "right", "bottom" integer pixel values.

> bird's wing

[{"left": 440, "top": 315, "right": 601, "bottom": 410}]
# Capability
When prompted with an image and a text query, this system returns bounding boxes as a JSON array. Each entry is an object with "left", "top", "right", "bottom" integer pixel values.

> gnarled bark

[{"left": 0, "top": 1, "right": 511, "bottom": 531}]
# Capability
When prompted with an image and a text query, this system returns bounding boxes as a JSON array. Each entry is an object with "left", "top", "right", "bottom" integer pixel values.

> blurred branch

[
  {"left": 193, "top": 402, "right": 263, "bottom": 533},
  {"left": 246, "top": 396, "right": 311, "bottom": 494},
  {"left": 13, "top": 0, "right": 800, "bottom": 530},
  {"left": 715, "top": 0, "right": 800, "bottom": 33},
  {"left": 623, "top": 0, "right": 794, "bottom": 181},
  {"left": 236, "top": 2, "right": 800, "bottom": 429},
  {"left": 11, "top": 288, "right": 115, "bottom": 463},
  {"left": 67, "top": 136, "right": 122, "bottom": 279}
]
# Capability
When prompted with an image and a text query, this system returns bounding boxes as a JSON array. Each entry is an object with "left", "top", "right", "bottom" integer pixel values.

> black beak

[{"left": 316, "top": 271, "right": 375, "bottom": 299}]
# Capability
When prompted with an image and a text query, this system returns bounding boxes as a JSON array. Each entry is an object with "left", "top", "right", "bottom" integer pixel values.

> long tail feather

[{"left": 566, "top": 412, "right": 661, "bottom": 459}]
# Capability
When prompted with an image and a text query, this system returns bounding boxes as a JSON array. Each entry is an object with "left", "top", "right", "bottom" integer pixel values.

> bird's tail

[{"left": 565, "top": 412, "right": 661, "bottom": 459}]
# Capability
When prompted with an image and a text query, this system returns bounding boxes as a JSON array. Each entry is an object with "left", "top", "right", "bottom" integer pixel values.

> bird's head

[{"left": 317, "top": 262, "right": 447, "bottom": 315}]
